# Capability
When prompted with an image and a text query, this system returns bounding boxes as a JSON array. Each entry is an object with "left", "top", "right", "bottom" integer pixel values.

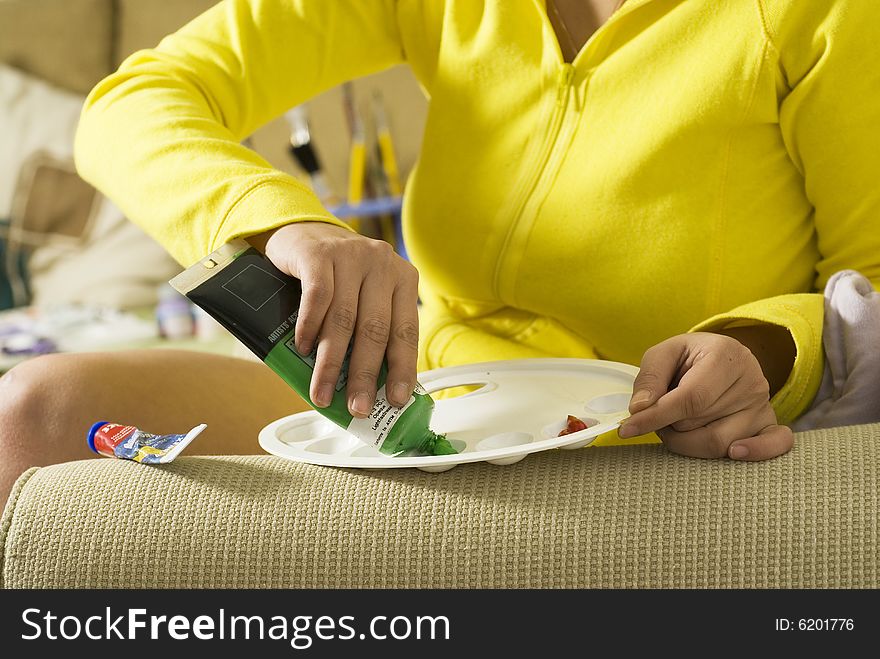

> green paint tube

[{"left": 169, "top": 239, "right": 456, "bottom": 457}]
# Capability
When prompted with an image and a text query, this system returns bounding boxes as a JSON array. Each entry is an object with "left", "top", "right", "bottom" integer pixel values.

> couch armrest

[{"left": 3, "top": 424, "right": 878, "bottom": 588}]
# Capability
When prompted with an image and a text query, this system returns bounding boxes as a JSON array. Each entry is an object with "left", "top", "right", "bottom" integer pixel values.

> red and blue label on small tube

[{"left": 87, "top": 421, "right": 207, "bottom": 464}]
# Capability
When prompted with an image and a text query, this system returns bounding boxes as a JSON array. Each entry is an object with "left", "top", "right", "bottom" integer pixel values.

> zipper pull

[{"left": 556, "top": 63, "right": 576, "bottom": 108}]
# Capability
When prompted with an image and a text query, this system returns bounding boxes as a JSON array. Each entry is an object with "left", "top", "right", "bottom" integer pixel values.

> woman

[{"left": 2, "top": 0, "right": 878, "bottom": 506}]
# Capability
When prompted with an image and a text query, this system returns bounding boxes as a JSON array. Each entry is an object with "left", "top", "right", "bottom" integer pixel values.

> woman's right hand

[{"left": 249, "top": 222, "right": 420, "bottom": 418}]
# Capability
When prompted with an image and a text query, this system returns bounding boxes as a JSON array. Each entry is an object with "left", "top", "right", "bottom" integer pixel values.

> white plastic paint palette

[{"left": 259, "top": 358, "right": 636, "bottom": 472}]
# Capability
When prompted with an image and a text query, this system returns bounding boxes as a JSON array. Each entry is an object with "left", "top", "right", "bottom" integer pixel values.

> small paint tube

[{"left": 87, "top": 421, "right": 207, "bottom": 464}]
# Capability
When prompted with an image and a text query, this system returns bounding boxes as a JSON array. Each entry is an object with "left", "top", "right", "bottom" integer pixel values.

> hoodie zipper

[
  {"left": 490, "top": 0, "right": 653, "bottom": 305},
  {"left": 493, "top": 62, "right": 582, "bottom": 303}
]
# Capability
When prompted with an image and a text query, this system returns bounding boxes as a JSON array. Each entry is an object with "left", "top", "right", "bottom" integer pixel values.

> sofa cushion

[
  {"left": 2, "top": 422, "right": 878, "bottom": 588},
  {"left": 0, "top": 0, "right": 113, "bottom": 95},
  {"left": 11, "top": 153, "right": 99, "bottom": 246},
  {"left": 115, "top": 0, "right": 220, "bottom": 65}
]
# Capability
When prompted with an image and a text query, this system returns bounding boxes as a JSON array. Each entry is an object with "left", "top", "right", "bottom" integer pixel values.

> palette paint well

[{"left": 259, "top": 358, "right": 636, "bottom": 472}]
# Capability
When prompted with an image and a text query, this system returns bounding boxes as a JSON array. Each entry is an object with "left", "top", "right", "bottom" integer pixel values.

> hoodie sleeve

[
  {"left": 692, "top": 0, "right": 880, "bottom": 425},
  {"left": 75, "top": 0, "right": 404, "bottom": 266}
]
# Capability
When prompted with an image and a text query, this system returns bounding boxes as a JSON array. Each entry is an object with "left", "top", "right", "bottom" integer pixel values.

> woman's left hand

[{"left": 617, "top": 332, "right": 793, "bottom": 461}]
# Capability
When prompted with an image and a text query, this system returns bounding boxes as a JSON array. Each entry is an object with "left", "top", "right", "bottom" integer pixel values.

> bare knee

[
  {"left": 0, "top": 352, "right": 97, "bottom": 453},
  {"left": 1, "top": 354, "right": 105, "bottom": 509},
  {"left": 0, "top": 356, "right": 61, "bottom": 508},
  {"left": 0, "top": 357, "right": 48, "bottom": 427}
]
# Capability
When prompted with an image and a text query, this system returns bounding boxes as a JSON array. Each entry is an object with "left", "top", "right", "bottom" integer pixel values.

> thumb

[{"left": 628, "top": 339, "right": 685, "bottom": 414}]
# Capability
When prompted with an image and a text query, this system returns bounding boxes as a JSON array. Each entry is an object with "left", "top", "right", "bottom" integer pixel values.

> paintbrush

[{"left": 283, "top": 105, "right": 335, "bottom": 205}]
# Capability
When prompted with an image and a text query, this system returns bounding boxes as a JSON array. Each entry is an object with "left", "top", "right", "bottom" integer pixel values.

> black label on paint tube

[{"left": 186, "top": 248, "right": 303, "bottom": 360}]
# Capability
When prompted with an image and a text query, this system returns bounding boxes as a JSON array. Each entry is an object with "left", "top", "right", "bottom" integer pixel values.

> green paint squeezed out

[{"left": 265, "top": 336, "right": 456, "bottom": 457}]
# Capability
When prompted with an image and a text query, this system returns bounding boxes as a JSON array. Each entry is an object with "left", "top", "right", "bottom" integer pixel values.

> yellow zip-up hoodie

[{"left": 75, "top": 0, "right": 880, "bottom": 435}]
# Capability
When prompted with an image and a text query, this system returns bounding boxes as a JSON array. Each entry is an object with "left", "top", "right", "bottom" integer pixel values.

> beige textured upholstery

[{"left": 3, "top": 423, "right": 878, "bottom": 588}]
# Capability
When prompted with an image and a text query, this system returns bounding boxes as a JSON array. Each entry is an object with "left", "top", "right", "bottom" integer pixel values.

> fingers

[
  {"left": 669, "top": 370, "right": 768, "bottom": 432},
  {"left": 618, "top": 332, "right": 790, "bottom": 462},
  {"left": 727, "top": 424, "right": 794, "bottom": 461},
  {"left": 292, "top": 257, "right": 334, "bottom": 356},
  {"left": 385, "top": 263, "right": 420, "bottom": 406},
  {"left": 261, "top": 223, "right": 421, "bottom": 418},
  {"left": 308, "top": 241, "right": 418, "bottom": 418},
  {"left": 659, "top": 409, "right": 793, "bottom": 461},
  {"left": 625, "top": 357, "right": 751, "bottom": 435},
  {"left": 626, "top": 338, "right": 686, "bottom": 415},
  {"left": 345, "top": 256, "right": 420, "bottom": 414},
  {"left": 345, "top": 270, "right": 393, "bottom": 417},
  {"left": 621, "top": 335, "right": 756, "bottom": 437},
  {"left": 309, "top": 270, "right": 360, "bottom": 409},
  {"left": 657, "top": 405, "right": 776, "bottom": 458}
]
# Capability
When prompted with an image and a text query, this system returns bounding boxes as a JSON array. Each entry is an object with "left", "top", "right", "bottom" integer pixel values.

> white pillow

[
  {"left": 0, "top": 64, "right": 84, "bottom": 218},
  {"left": 0, "top": 64, "right": 181, "bottom": 310},
  {"left": 28, "top": 197, "right": 183, "bottom": 309}
]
